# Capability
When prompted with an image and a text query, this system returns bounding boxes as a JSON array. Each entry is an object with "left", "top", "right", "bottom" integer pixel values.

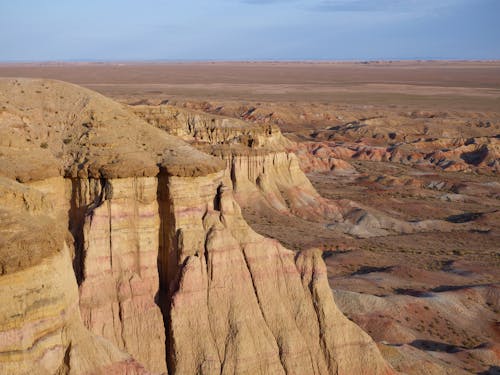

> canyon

[
  {"left": 0, "top": 61, "right": 499, "bottom": 374},
  {"left": 0, "top": 78, "right": 393, "bottom": 374}
]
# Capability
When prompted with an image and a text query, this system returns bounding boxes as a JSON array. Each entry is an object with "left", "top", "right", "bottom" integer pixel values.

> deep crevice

[
  {"left": 68, "top": 178, "right": 86, "bottom": 285},
  {"left": 156, "top": 172, "right": 178, "bottom": 375},
  {"left": 213, "top": 183, "right": 223, "bottom": 212},
  {"left": 68, "top": 177, "right": 110, "bottom": 285}
]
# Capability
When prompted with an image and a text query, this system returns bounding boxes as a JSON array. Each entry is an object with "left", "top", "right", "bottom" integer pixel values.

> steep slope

[
  {"left": 132, "top": 104, "right": 466, "bottom": 239},
  {"left": 0, "top": 78, "right": 224, "bottom": 373},
  {"left": 0, "top": 78, "right": 393, "bottom": 374},
  {"left": 163, "top": 172, "right": 393, "bottom": 374},
  {"left": 131, "top": 105, "right": 338, "bottom": 221},
  {"left": 0, "top": 177, "right": 148, "bottom": 375}
]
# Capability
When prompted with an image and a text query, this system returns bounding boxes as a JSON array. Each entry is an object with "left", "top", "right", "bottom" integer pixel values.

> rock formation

[
  {"left": 0, "top": 78, "right": 394, "bottom": 374},
  {"left": 0, "top": 177, "right": 148, "bottom": 375},
  {"left": 163, "top": 173, "right": 393, "bottom": 374},
  {"left": 133, "top": 105, "right": 470, "bottom": 239}
]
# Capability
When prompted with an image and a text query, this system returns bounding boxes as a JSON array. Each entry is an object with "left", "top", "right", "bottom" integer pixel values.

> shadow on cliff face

[
  {"left": 68, "top": 177, "right": 110, "bottom": 285},
  {"left": 478, "top": 366, "right": 500, "bottom": 375},
  {"left": 156, "top": 171, "right": 175, "bottom": 374}
]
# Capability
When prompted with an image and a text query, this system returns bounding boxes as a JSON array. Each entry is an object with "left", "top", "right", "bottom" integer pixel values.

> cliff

[
  {"left": 0, "top": 79, "right": 393, "bottom": 374},
  {"left": 165, "top": 172, "right": 392, "bottom": 374},
  {"left": 132, "top": 105, "right": 463, "bottom": 239},
  {"left": 0, "top": 177, "right": 148, "bottom": 375}
]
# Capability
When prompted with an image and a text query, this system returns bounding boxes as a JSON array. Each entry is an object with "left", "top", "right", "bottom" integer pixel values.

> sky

[{"left": 0, "top": 0, "right": 499, "bottom": 61}]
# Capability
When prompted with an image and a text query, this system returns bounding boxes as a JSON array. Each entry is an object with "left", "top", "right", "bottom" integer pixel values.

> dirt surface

[
  {"left": 2, "top": 61, "right": 499, "bottom": 374},
  {"left": 0, "top": 78, "right": 224, "bottom": 182},
  {"left": 1, "top": 61, "right": 499, "bottom": 111}
]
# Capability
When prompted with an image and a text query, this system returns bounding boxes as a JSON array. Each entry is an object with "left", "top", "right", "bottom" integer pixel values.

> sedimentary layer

[
  {"left": 0, "top": 78, "right": 394, "bottom": 374},
  {"left": 134, "top": 104, "right": 469, "bottom": 238},
  {"left": 163, "top": 171, "right": 393, "bottom": 374},
  {"left": 0, "top": 178, "right": 148, "bottom": 375}
]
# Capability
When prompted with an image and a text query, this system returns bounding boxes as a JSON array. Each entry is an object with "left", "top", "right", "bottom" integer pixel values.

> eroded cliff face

[
  {"left": 163, "top": 171, "right": 393, "bottom": 374},
  {"left": 0, "top": 79, "right": 394, "bottom": 374},
  {"left": 71, "top": 177, "right": 167, "bottom": 373},
  {"left": 133, "top": 104, "right": 466, "bottom": 239},
  {"left": 0, "top": 178, "right": 148, "bottom": 375},
  {"left": 220, "top": 150, "right": 344, "bottom": 221},
  {"left": 132, "top": 105, "right": 345, "bottom": 223},
  {"left": 132, "top": 105, "right": 287, "bottom": 150}
]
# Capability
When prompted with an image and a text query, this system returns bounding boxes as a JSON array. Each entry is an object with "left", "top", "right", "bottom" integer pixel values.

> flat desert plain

[{"left": 1, "top": 61, "right": 499, "bottom": 111}]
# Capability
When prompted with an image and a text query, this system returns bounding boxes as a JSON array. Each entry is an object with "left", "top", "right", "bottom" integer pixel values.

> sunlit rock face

[
  {"left": 163, "top": 171, "right": 393, "bottom": 375},
  {"left": 0, "top": 177, "right": 148, "bottom": 375},
  {"left": 72, "top": 177, "right": 167, "bottom": 373},
  {"left": 0, "top": 79, "right": 394, "bottom": 374}
]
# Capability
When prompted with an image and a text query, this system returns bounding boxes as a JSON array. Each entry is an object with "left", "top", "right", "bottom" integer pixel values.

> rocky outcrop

[
  {"left": 220, "top": 150, "right": 345, "bottom": 222},
  {"left": 72, "top": 177, "right": 167, "bottom": 373},
  {"left": 163, "top": 171, "right": 393, "bottom": 374},
  {"left": 293, "top": 143, "right": 357, "bottom": 174},
  {"left": 167, "top": 100, "right": 500, "bottom": 174},
  {"left": 132, "top": 105, "right": 287, "bottom": 150},
  {"left": 0, "top": 79, "right": 394, "bottom": 374},
  {"left": 294, "top": 138, "right": 500, "bottom": 174},
  {"left": 0, "top": 178, "right": 147, "bottom": 375},
  {"left": 134, "top": 104, "right": 470, "bottom": 239},
  {"left": 0, "top": 78, "right": 223, "bottom": 183},
  {"left": 132, "top": 105, "right": 349, "bottom": 223}
]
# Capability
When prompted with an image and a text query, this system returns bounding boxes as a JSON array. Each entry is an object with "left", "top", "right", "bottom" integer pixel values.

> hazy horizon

[
  {"left": 1, "top": 0, "right": 499, "bottom": 62},
  {"left": 2, "top": 58, "right": 500, "bottom": 64}
]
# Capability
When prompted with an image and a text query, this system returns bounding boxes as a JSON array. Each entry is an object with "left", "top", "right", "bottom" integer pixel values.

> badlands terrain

[{"left": 0, "top": 61, "right": 499, "bottom": 374}]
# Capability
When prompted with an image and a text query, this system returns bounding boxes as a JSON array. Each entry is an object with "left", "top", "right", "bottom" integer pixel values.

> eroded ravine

[{"left": 0, "top": 78, "right": 393, "bottom": 374}]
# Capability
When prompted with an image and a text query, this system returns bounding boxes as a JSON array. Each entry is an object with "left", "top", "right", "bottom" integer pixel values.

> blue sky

[{"left": 0, "top": 0, "right": 499, "bottom": 61}]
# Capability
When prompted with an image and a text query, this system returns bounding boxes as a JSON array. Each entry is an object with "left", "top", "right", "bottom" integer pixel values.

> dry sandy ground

[
  {"left": 2, "top": 61, "right": 499, "bottom": 374},
  {"left": 1, "top": 61, "right": 500, "bottom": 111}
]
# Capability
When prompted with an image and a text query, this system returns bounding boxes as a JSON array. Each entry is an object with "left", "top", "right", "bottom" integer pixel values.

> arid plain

[{"left": 1, "top": 61, "right": 499, "bottom": 374}]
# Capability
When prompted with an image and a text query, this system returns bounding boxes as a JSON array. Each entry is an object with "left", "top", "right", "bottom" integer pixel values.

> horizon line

[{"left": 1, "top": 58, "right": 500, "bottom": 65}]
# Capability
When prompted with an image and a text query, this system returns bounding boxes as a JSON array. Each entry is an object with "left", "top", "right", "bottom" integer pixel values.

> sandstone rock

[
  {"left": 135, "top": 103, "right": 470, "bottom": 239},
  {"left": 74, "top": 177, "right": 167, "bottom": 373},
  {"left": 0, "top": 78, "right": 224, "bottom": 182},
  {"left": 293, "top": 137, "right": 500, "bottom": 175},
  {"left": 0, "top": 79, "right": 395, "bottom": 374},
  {"left": 162, "top": 172, "right": 393, "bottom": 374},
  {"left": 0, "top": 179, "right": 149, "bottom": 375}
]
